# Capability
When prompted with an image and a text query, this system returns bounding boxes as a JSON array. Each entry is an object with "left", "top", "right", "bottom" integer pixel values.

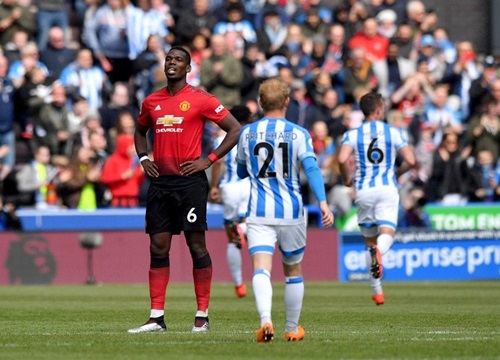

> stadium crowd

[{"left": 0, "top": 0, "right": 499, "bottom": 228}]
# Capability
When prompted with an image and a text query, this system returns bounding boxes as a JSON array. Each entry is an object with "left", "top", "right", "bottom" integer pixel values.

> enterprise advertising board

[{"left": 339, "top": 230, "right": 500, "bottom": 282}]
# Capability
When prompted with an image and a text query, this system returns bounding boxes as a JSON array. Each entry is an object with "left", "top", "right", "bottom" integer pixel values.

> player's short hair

[
  {"left": 168, "top": 46, "right": 192, "bottom": 65},
  {"left": 258, "top": 77, "right": 289, "bottom": 112},
  {"left": 359, "top": 92, "right": 383, "bottom": 118}
]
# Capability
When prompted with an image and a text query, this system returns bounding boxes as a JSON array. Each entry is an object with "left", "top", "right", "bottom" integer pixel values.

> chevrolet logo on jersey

[{"left": 156, "top": 115, "right": 184, "bottom": 126}]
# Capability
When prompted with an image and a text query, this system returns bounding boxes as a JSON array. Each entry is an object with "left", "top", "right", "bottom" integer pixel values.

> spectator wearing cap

[
  {"left": 469, "top": 56, "right": 499, "bottom": 117},
  {"left": 348, "top": 17, "right": 389, "bottom": 62},
  {"left": 418, "top": 34, "right": 446, "bottom": 83},
  {"left": 285, "top": 78, "right": 318, "bottom": 130}
]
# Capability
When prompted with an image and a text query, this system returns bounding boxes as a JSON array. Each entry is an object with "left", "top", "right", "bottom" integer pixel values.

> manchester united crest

[{"left": 179, "top": 101, "right": 190, "bottom": 111}]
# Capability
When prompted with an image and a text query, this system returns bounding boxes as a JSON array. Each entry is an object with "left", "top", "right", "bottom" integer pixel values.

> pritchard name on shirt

[{"left": 245, "top": 132, "right": 297, "bottom": 141}]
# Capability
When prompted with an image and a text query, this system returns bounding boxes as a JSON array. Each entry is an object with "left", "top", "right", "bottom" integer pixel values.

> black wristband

[{"left": 138, "top": 152, "right": 148, "bottom": 159}]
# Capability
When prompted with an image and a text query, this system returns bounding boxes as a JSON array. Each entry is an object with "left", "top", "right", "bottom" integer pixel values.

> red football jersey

[{"left": 138, "top": 85, "right": 229, "bottom": 175}]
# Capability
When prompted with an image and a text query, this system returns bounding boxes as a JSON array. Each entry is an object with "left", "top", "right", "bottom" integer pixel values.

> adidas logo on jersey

[{"left": 154, "top": 105, "right": 161, "bottom": 111}]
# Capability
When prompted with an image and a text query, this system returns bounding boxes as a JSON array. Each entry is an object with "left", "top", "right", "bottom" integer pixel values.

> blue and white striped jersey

[
  {"left": 341, "top": 120, "right": 408, "bottom": 191},
  {"left": 214, "top": 134, "right": 241, "bottom": 186},
  {"left": 236, "top": 117, "right": 315, "bottom": 225}
]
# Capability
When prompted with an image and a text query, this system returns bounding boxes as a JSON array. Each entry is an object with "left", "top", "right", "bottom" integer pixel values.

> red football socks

[
  {"left": 193, "top": 265, "right": 212, "bottom": 312},
  {"left": 149, "top": 267, "right": 170, "bottom": 310}
]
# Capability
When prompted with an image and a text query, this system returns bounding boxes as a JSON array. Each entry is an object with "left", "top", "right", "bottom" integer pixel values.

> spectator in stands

[
  {"left": 467, "top": 149, "right": 497, "bottom": 203},
  {"left": 32, "top": 82, "right": 71, "bottom": 156},
  {"left": 423, "top": 84, "right": 463, "bottom": 147},
  {"left": 66, "top": 95, "right": 90, "bottom": 139},
  {"left": 406, "top": 0, "right": 426, "bottom": 35},
  {"left": 253, "top": 0, "right": 288, "bottom": 29},
  {"left": 8, "top": 42, "right": 50, "bottom": 89},
  {"left": 39, "top": 27, "right": 77, "bottom": 78},
  {"left": 57, "top": 145, "right": 102, "bottom": 210},
  {"left": 255, "top": 8, "right": 288, "bottom": 59},
  {"left": 442, "top": 41, "right": 481, "bottom": 122},
  {"left": 99, "top": 82, "right": 139, "bottom": 134},
  {"left": 3, "top": 29, "right": 29, "bottom": 65},
  {"left": 299, "top": 7, "right": 329, "bottom": 38},
  {"left": 348, "top": 17, "right": 389, "bottom": 62},
  {"left": 310, "top": 119, "right": 335, "bottom": 187},
  {"left": 108, "top": 110, "right": 136, "bottom": 152},
  {"left": 342, "top": 47, "right": 378, "bottom": 104},
  {"left": 372, "top": 40, "right": 415, "bottom": 101},
  {"left": 417, "top": 34, "right": 446, "bottom": 84},
  {"left": 398, "top": 186, "right": 432, "bottom": 228},
  {"left": 466, "top": 98, "right": 500, "bottom": 162},
  {"left": 36, "top": 0, "right": 69, "bottom": 51},
  {"left": 308, "top": 70, "right": 333, "bottom": 107},
  {"left": 394, "top": 22, "right": 417, "bottom": 60},
  {"left": 0, "top": 55, "right": 15, "bottom": 182},
  {"left": 413, "top": 122, "right": 436, "bottom": 183},
  {"left": 433, "top": 27, "right": 457, "bottom": 65},
  {"left": 15, "top": 145, "right": 59, "bottom": 209},
  {"left": 213, "top": 2, "right": 257, "bottom": 45},
  {"left": 426, "top": 131, "right": 470, "bottom": 205},
  {"left": 0, "top": 0, "right": 36, "bottom": 48},
  {"left": 71, "top": 112, "right": 104, "bottom": 151},
  {"left": 200, "top": 34, "right": 243, "bottom": 109},
  {"left": 133, "top": 34, "right": 166, "bottom": 105},
  {"left": 293, "top": 0, "right": 333, "bottom": 26},
  {"left": 83, "top": 0, "right": 132, "bottom": 83},
  {"left": 376, "top": 9, "right": 398, "bottom": 39},
  {"left": 239, "top": 42, "right": 265, "bottom": 102},
  {"left": 295, "top": 33, "right": 329, "bottom": 83},
  {"left": 101, "top": 134, "right": 144, "bottom": 207},
  {"left": 174, "top": 0, "right": 218, "bottom": 45},
  {"left": 285, "top": 78, "right": 318, "bottom": 130},
  {"left": 127, "top": 0, "right": 171, "bottom": 61},
  {"left": 59, "top": 48, "right": 108, "bottom": 112},
  {"left": 469, "top": 57, "right": 499, "bottom": 118},
  {"left": 316, "top": 88, "right": 348, "bottom": 142},
  {"left": 15, "top": 64, "right": 58, "bottom": 143}
]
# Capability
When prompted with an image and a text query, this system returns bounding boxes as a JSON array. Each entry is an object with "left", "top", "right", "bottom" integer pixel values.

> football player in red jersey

[{"left": 129, "top": 46, "right": 241, "bottom": 334}]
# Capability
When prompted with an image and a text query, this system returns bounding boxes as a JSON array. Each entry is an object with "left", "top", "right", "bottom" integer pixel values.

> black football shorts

[{"left": 145, "top": 172, "right": 209, "bottom": 234}]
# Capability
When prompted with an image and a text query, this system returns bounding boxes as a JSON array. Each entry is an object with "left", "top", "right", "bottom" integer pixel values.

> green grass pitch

[{"left": 1, "top": 281, "right": 499, "bottom": 359}]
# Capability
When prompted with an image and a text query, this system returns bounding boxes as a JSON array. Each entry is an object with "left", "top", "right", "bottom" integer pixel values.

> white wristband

[{"left": 139, "top": 155, "right": 150, "bottom": 163}]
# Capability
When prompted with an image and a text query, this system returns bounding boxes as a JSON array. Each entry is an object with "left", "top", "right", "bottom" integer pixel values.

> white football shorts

[
  {"left": 355, "top": 186, "right": 399, "bottom": 237},
  {"left": 247, "top": 222, "right": 307, "bottom": 265},
  {"left": 220, "top": 179, "right": 250, "bottom": 221}
]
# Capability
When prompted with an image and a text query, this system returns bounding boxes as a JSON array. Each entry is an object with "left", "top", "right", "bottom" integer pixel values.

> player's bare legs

[
  {"left": 128, "top": 232, "right": 172, "bottom": 333},
  {"left": 283, "top": 261, "right": 305, "bottom": 341},
  {"left": 252, "top": 252, "right": 274, "bottom": 342},
  {"left": 224, "top": 220, "right": 247, "bottom": 297},
  {"left": 185, "top": 231, "right": 212, "bottom": 332},
  {"left": 365, "top": 227, "right": 395, "bottom": 305}
]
